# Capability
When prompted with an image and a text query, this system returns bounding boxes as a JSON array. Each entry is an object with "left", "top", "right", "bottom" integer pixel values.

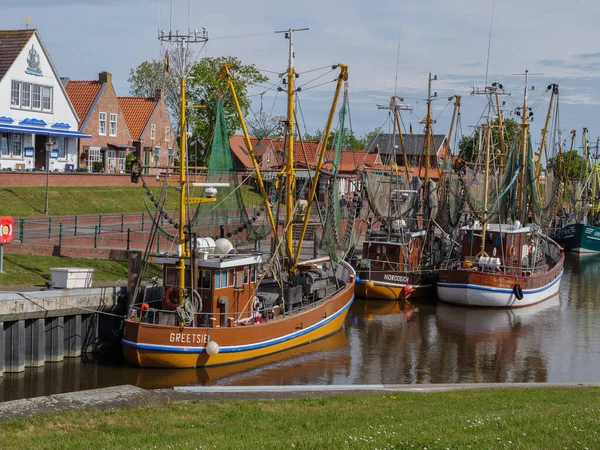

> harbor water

[{"left": 1, "top": 253, "right": 599, "bottom": 402}]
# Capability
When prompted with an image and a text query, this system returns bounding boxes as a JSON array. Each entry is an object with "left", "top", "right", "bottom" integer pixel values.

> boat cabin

[
  {"left": 361, "top": 229, "right": 426, "bottom": 271},
  {"left": 459, "top": 222, "right": 542, "bottom": 273}
]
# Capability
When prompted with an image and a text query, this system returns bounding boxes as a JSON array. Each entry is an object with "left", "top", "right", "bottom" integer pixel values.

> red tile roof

[
  {"left": 229, "top": 135, "right": 254, "bottom": 168},
  {"left": 0, "top": 29, "right": 35, "bottom": 80},
  {"left": 64, "top": 80, "right": 103, "bottom": 128},
  {"left": 118, "top": 97, "right": 158, "bottom": 140}
]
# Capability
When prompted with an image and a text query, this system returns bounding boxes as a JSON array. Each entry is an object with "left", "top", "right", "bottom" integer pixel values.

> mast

[
  {"left": 391, "top": 96, "right": 412, "bottom": 183},
  {"left": 423, "top": 72, "right": 434, "bottom": 186},
  {"left": 518, "top": 70, "right": 530, "bottom": 224},
  {"left": 535, "top": 84, "right": 558, "bottom": 179},
  {"left": 293, "top": 64, "right": 348, "bottom": 270},
  {"left": 479, "top": 122, "right": 492, "bottom": 257},
  {"left": 493, "top": 88, "right": 506, "bottom": 179},
  {"left": 158, "top": 27, "right": 209, "bottom": 300},
  {"left": 582, "top": 128, "right": 590, "bottom": 215},
  {"left": 275, "top": 27, "right": 308, "bottom": 265},
  {"left": 440, "top": 95, "right": 460, "bottom": 188}
]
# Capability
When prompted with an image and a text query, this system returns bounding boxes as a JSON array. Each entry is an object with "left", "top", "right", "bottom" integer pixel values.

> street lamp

[{"left": 44, "top": 138, "right": 54, "bottom": 215}]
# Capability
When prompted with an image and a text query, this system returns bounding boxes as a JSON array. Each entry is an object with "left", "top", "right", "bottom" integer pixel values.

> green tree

[
  {"left": 549, "top": 150, "right": 589, "bottom": 179},
  {"left": 303, "top": 128, "right": 372, "bottom": 150},
  {"left": 458, "top": 118, "right": 519, "bottom": 163},
  {"left": 186, "top": 56, "right": 268, "bottom": 150}
]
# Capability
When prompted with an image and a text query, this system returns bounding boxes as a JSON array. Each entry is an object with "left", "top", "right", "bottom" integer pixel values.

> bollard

[
  {"left": 74, "top": 216, "right": 78, "bottom": 236},
  {"left": 59, "top": 222, "right": 63, "bottom": 247},
  {"left": 48, "top": 217, "right": 52, "bottom": 238},
  {"left": 121, "top": 214, "right": 125, "bottom": 233},
  {"left": 98, "top": 215, "right": 102, "bottom": 235},
  {"left": 157, "top": 232, "right": 160, "bottom": 253},
  {"left": 127, "top": 228, "right": 131, "bottom": 251},
  {"left": 141, "top": 213, "right": 145, "bottom": 232},
  {"left": 19, "top": 218, "right": 24, "bottom": 242},
  {"left": 94, "top": 225, "right": 98, "bottom": 248}
]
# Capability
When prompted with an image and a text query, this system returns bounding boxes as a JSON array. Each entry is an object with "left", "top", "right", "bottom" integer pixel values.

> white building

[{"left": 0, "top": 29, "right": 90, "bottom": 172}]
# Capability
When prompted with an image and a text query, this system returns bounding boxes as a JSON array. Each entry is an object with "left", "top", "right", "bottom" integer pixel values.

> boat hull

[
  {"left": 354, "top": 271, "right": 434, "bottom": 300},
  {"left": 554, "top": 223, "right": 600, "bottom": 254},
  {"left": 122, "top": 261, "right": 355, "bottom": 368},
  {"left": 437, "top": 257, "right": 564, "bottom": 308}
]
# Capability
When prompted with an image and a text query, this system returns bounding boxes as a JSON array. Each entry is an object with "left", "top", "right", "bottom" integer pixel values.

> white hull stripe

[
  {"left": 437, "top": 269, "right": 563, "bottom": 295},
  {"left": 122, "top": 295, "right": 354, "bottom": 354},
  {"left": 357, "top": 280, "right": 431, "bottom": 289}
]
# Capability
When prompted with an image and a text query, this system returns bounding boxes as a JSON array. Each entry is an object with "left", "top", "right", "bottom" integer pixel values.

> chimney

[
  {"left": 99, "top": 72, "right": 112, "bottom": 84},
  {"left": 154, "top": 88, "right": 162, "bottom": 101}
]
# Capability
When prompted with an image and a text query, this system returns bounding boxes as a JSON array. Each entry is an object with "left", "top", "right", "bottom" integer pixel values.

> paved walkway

[{"left": 1, "top": 382, "right": 599, "bottom": 421}]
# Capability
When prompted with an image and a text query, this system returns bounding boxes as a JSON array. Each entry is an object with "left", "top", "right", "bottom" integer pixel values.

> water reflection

[{"left": 2, "top": 255, "right": 600, "bottom": 401}]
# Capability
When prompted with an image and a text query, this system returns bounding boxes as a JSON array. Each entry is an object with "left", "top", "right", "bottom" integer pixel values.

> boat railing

[
  {"left": 439, "top": 259, "right": 552, "bottom": 276},
  {"left": 128, "top": 282, "right": 348, "bottom": 328}
]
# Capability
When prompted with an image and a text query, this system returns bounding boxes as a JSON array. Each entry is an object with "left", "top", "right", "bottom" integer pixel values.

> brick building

[
  {"left": 64, "top": 72, "right": 133, "bottom": 172},
  {"left": 119, "top": 90, "right": 175, "bottom": 175}
]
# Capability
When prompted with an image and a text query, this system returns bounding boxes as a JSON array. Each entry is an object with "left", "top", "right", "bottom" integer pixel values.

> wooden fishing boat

[
  {"left": 122, "top": 28, "right": 355, "bottom": 368},
  {"left": 437, "top": 73, "right": 564, "bottom": 308}
]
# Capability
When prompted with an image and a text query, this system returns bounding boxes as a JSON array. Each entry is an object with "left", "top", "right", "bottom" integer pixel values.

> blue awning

[{"left": 0, "top": 123, "right": 91, "bottom": 138}]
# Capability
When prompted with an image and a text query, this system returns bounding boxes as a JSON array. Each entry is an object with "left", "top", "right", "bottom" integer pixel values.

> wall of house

[
  {"left": 79, "top": 74, "right": 133, "bottom": 172},
  {"left": 0, "top": 33, "right": 79, "bottom": 171},
  {"left": 138, "top": 98, "right": 175, "bottom": 175}
]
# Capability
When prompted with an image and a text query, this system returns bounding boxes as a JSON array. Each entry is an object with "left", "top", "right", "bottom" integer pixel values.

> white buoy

[{"left": 206, "top": 340, "right": 220, "bottom": 355}]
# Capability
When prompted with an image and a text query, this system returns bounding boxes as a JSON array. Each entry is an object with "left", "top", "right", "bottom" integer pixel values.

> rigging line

[
  {"left": 253, "top": 85, "right": 279, "bottom": 93},
  {"left": 295, "top": 93, "right": 309, "bottom": 137},
  {"left": 299, "top": 65, "right": 337, "bottom": 74},
  {"left": 209, "top": 31, "right": 274, "bottom": 41},
  {"left": 484, "top": 0, "right": 496, "bottom": 88},
  {"left": 297, "top": 69, "right": 336, "bottom": 90},
  {"left": 269, "top": 87, "right": 280, "bottom": 117},
  {"left": 433, "top": 98, "right": 452, "bottom": 122},
  {"left": 256, "top": 67, "right": 283, "bottom": 75},
  {"left": 300, "top": 79, "right": 336, "bottom": 92}
]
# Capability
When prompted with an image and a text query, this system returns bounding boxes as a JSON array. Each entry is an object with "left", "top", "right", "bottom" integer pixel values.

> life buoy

[
  {"left": 513, "top": 284, "right": 524, "bottom": 300},
  {"left": 164, "top": 286, "right": 181, "bottom": 310}
]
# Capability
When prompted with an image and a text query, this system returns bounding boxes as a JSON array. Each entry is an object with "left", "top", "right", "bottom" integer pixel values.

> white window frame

[
  {"left": 108, "top": 150, "right": 116, "bottom": 171},
  {"left": 88, "top": 147, "right": 101, "bottom": 169},
  {"left": 11, "top": 81, "right": 20, "bottom": 107},
  {"left": 57, "top": 137, "right": 67, "bottom": 160},
  {"left": 118, "top": 150, "right": 125, "bottom": 172},
  {"left": 32, "top": 85, "right": 41, "bottom": 110},
  {"left": 153, "top": 146, "right": 160, "bottom": 167},
  {"left": 21, "top": 83, "right": 31, "bottom": 108},
  {"left": 99, "top": 112, "right": 107, "bottom": 136},
  {"left": 1, "top": 133, "right": 10, "bottom": 157},
  {"left": 42, "top": 86, "right": 52, "bottom": 111},
  {"left": 109, "top": 113, "right": 117, "bottom": 136},
  {"left": 165, "top": 126, "right": 170, "bottom": 141},
  {"left": 150, "top": 124, "right": 156, "bottom": 140},
  {"left": 11, "top": 134, "right": 22, "bottom": 159}
]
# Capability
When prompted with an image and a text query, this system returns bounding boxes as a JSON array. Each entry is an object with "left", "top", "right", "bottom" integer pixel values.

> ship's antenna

[
  {"left": 484, "top": 0, "right": 496, "bottom": 88},
  {"left": 394, "top": 42, "right": 400, "bottom": 97}
]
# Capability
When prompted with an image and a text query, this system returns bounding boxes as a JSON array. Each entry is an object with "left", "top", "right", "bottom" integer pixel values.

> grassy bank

[
  {"left": 0, "top": 254, "right": 160, "bottom": 287},
  {"left": 0, "top": 388, "right": 599, "bottom": 449},
  {"left": 0, "top": 185, "right": 262, "bottom": 217}
]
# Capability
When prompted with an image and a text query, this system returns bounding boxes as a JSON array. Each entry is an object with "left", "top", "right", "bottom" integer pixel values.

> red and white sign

[{"left": 0, "top": 216, "right": 14, "bottom": 244}]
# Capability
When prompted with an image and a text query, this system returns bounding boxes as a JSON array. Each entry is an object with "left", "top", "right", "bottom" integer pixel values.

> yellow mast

[
  {"left": 493, "top": 89, "right": 506, "bottom": 179},
  {"left": 177, "top": 77, "right": 188, "bottom": 293},
  {"left": 277, "top": 28, "right": 309, "bottom": 264},
  {"left": 479, "top": 122, "right": 492, "bottom": 257},
  {"left": 440, "top": 95, "right": 461, "bottom": 188},
  {"left": 535, "top": 84, "right": 558, "bottom": 180},
  {"left": 220, "top": 64, "right": 280, "bottom": 254},
  {"left": 518, "top": 70, "right": 531, "bottom": 224},
  {"left": 293, "top": 64, "right": 348, "bottom": 270}
]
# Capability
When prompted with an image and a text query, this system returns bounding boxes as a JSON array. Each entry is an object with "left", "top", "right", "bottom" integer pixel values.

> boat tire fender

[{"left": 513, "top": 284, "right": 524, "bottom": 300}]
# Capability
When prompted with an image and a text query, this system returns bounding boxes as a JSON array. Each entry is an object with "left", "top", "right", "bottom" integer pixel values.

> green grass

[
  {"left": 0, "top": 185, "right": 262, "bottom": 217},
  {"left": 0, "top": 388, "right": 599, "bottom": 449},
  {"left": 0, "top": 254, "right": 160, "bottom": 287}
]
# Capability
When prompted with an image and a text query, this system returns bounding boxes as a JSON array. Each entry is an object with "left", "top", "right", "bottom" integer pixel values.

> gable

[
  {"left": 65, "top": 80, "right": 104, "bottom": 128},
  {"left": 0, "top": 29, "right": 35, "bottom": 81},
  {"left": 0, "top": 30, "right": 79, "bottom": 128}
]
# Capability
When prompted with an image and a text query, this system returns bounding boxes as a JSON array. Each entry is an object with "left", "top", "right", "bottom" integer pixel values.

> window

[
  {"left": 32, "top": 85, "right": 41, "bottom": 109},
  {"left": 220, "top": 270, "right": 228, "bottom": 288},
  {"left": 11, "top": 81, "right": 20, "bottom": 106},
  {"left": 154, "top": 146, "right": 160, "bottom": 167},
  {"left": 251, "top": 265, "right": 256, "bottom": 283},
  {"left": 199, "top": 270, "right": 211, "bottom": 290},
  {"left": 21, "top": 83, "right": 31, "bottom": 108},
  {"left": 109, "top": 113, "right": 117, "bottom": 136},
  {"left": 165, "top": 126, "right": 170, "bottom": 141},
  {"left": 1, "top": 133, "right": 9, "bottom": 157},
  {"left": 42, "top": 86, "right": 52, "bottom": 111},
  {"left": 108, "top": 150, "right": 116, "bottom": 171},
  {"left": 150, "top": 124, "right": 156, "bottom": 140},
  {"left": 11, "top": 81, "right": 51, "bottom": 111},
  {"left": 244, "top": 266, "right": 249, "bottom": 284},
  {"left": 57, "top": 137, "right": 67, "bottom": 159},
  {"left": 229, "top": 269, "right": 235, "bottom": 287},
  {"left": 215, "top": 271, "right": 221, "bottom": 289},
  {"left": 168, "top": 148, "right": 173, "bottom": 166},
  {"left": 12, "top": 134, "right": 22, "bottom": 158},
  {"left": 98, "top": 112, "right": 106, "bottom": 135},
  {"left": 118, "top": 151, "right": 125, "bottom": 172},
  {"left": 88, "top": 147, "right": 101, "bottom": 169}
]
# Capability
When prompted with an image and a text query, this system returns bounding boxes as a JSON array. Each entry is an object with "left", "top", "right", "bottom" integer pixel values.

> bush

[{"left": 92, "top": 162, "right": 103, "bottom": 172}]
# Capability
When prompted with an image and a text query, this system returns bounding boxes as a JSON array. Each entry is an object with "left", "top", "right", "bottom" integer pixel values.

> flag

[
  {"left": 534, "top": 152, "right": 540, "bottom": 159},
  {"left": 164, "top": 51, "right": 170, "bottom": 75},
  {"left": 25, "top": 15, "right": 31, "bottom": 23},
  {"left": 409, "top": 123, "right": 413, "bottom": 134},
  {"left": 390, "top": 159, "right": 399, "bottom": 173}
]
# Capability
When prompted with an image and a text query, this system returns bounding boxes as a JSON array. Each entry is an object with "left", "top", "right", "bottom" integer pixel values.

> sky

[{"left": 3, "top": 0, "right": 600, "bottom": 151}]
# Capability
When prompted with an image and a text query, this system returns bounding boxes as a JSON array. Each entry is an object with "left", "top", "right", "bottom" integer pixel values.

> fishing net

[
  {"left": 319, "top": 95, "right": 357, "bottom": 262},
  {"left": 190, "top": 100, "right": 270, "bottom": 241}
]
